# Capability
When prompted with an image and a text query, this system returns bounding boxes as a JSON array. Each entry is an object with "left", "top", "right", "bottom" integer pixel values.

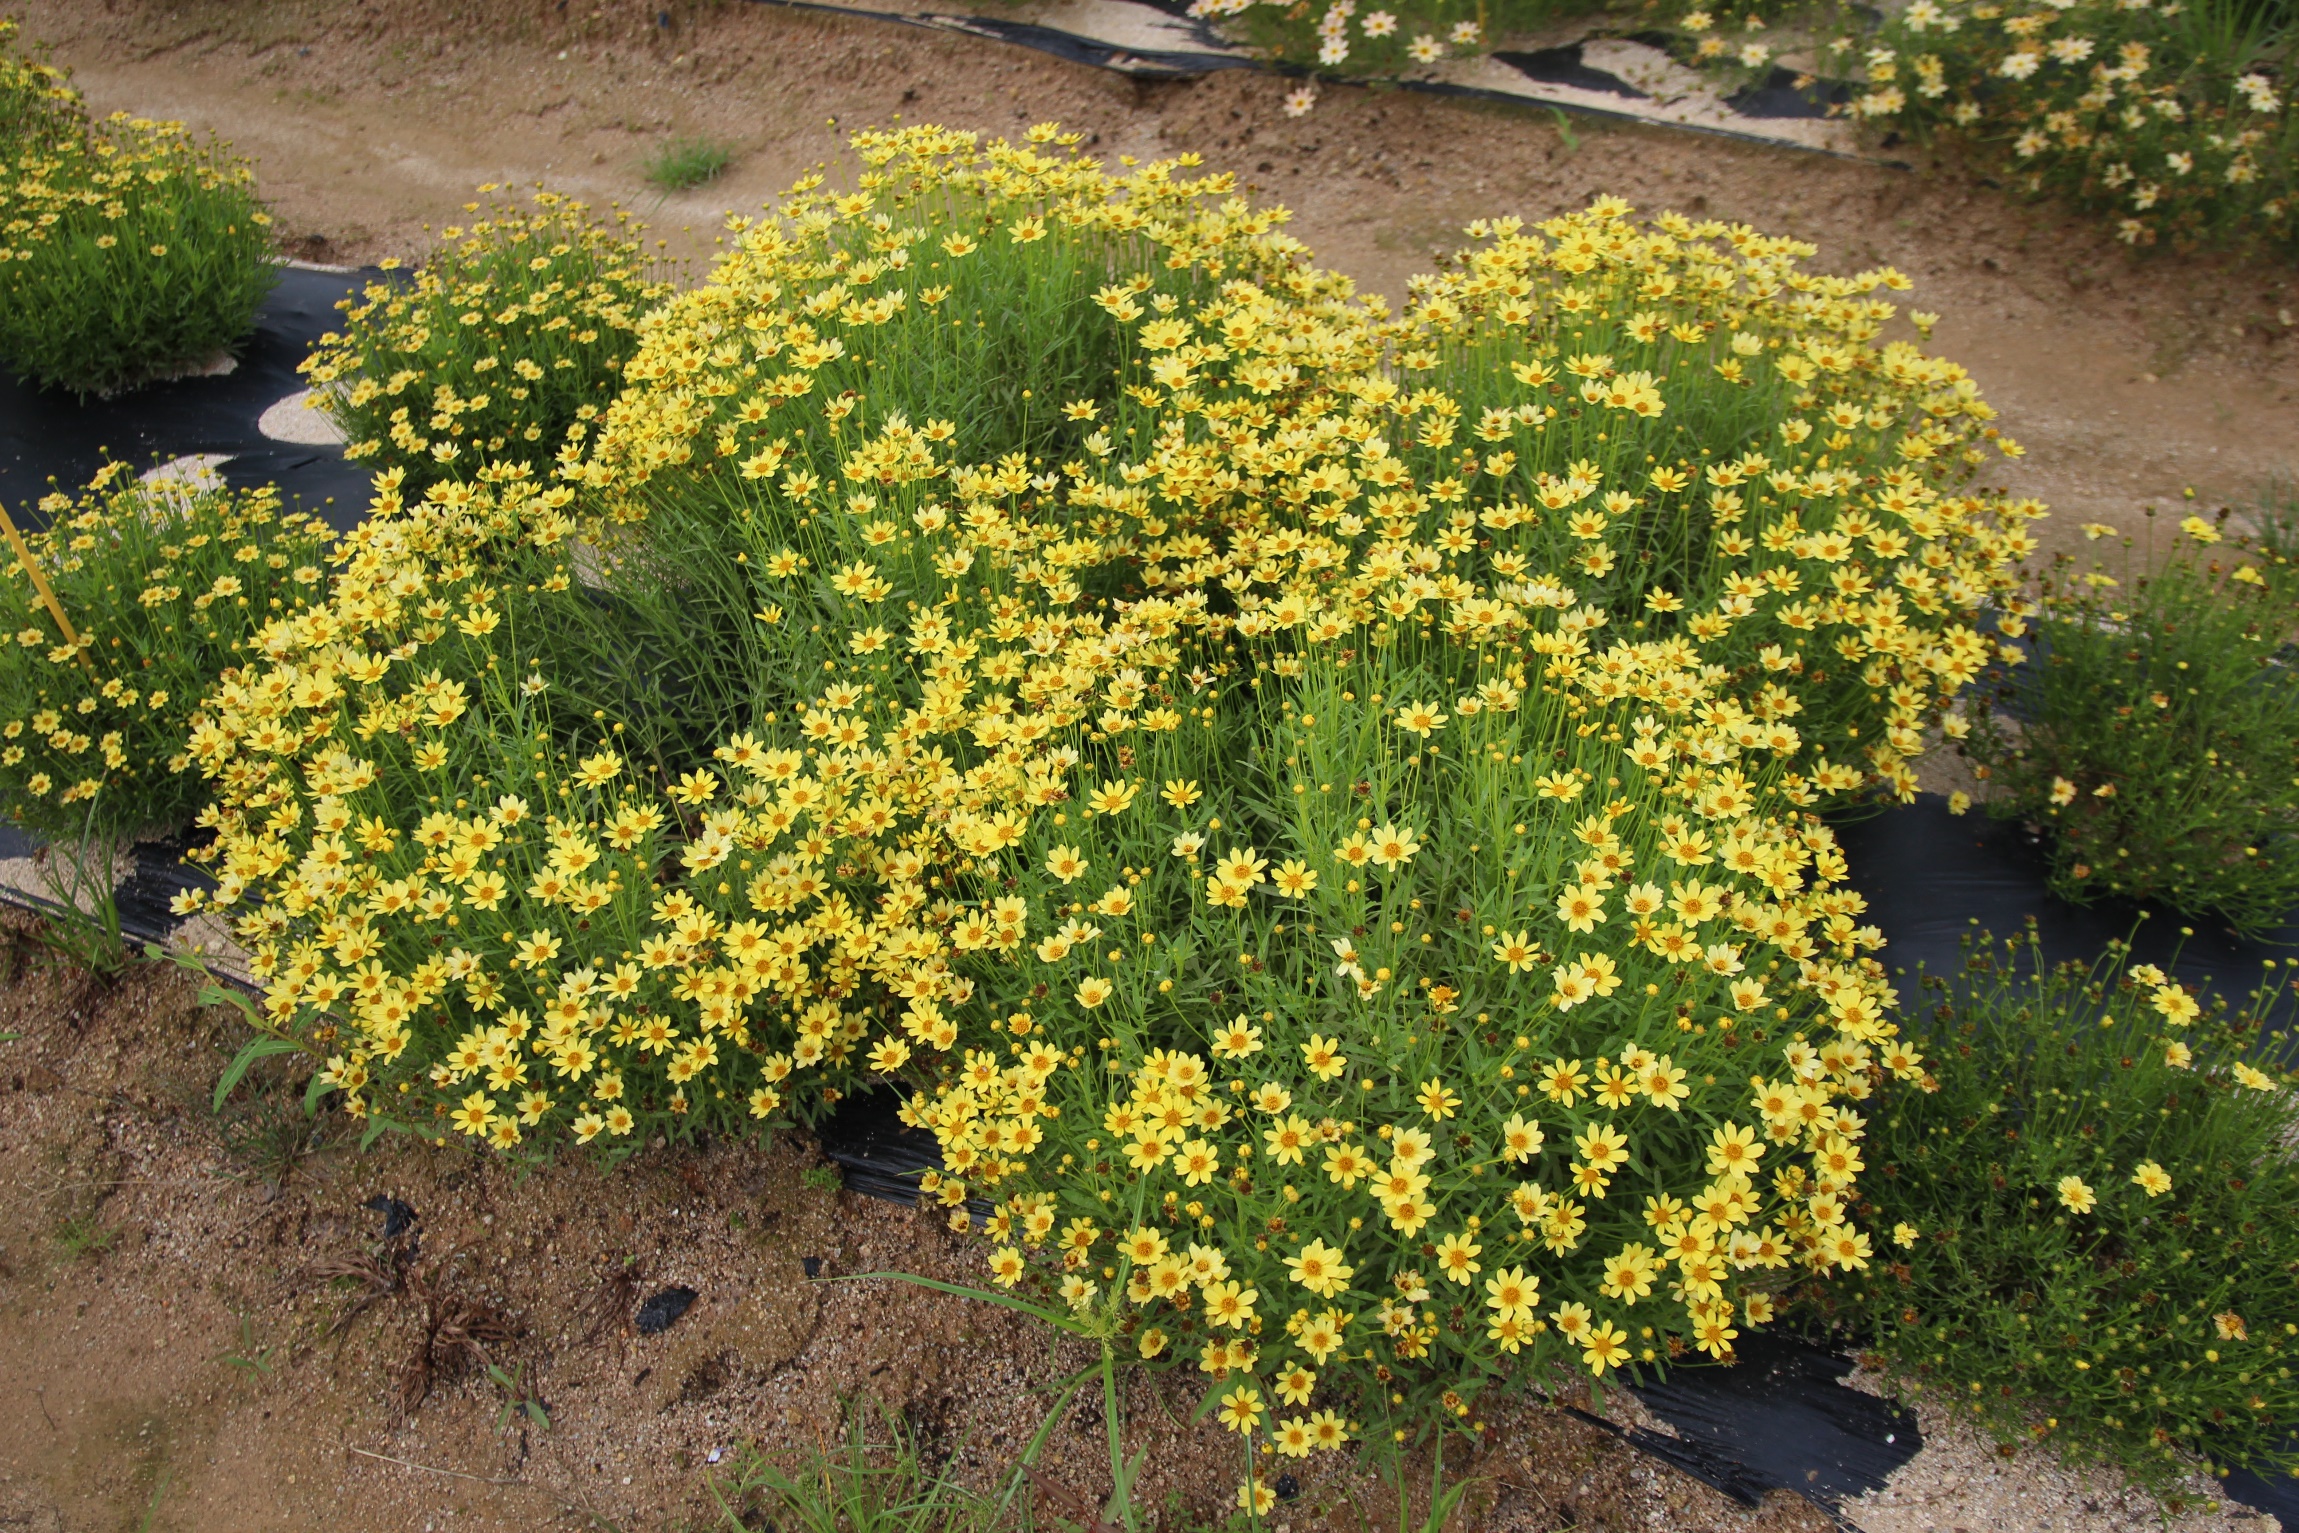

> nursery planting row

[{"left": 4, "top": 20, "right": 2298, "bottom": 1525}]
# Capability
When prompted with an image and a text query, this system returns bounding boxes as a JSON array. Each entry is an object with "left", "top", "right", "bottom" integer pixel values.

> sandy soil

[
  {"left": 19, "top": 0, "right": 2298, "bottom": 565},
  {"left": 0, "top": 909, "right": 1854, "bottom": 1532}
]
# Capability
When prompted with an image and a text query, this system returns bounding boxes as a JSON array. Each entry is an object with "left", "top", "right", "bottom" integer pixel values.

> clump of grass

[
  {"left": 1819, "top": 935, "right": 2299, "bottom": 1498},
  {"left": 644, "top": 135, "right": 732, "bottom": 191},
  {"left": 2252, "top": 474, "right": 2299, "bottom": 566},
  {"left": 1964, "top": 509, "right": 2299, "bottom": 936},
  {"left": 707, "top": 1401, "right": 1015, "bottom": 1533},
  {"left": 55, "top": 1211, "right": 117, "bottom": 1260}
]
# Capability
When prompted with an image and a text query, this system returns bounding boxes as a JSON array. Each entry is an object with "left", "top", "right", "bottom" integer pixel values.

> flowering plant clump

[
  {"left": 0, "top": 19, "right": 86, "bottom": 151},
  {"left": 0, "top": 463, "right": 332, "bottom": 844},
  {"left": 1676, "top": 0, "right": 2298, "bottom": 253},
  {"left": 300, "top": 187, "right": 672, "bottom": 496},
  {"left": 1192, "top": 0, "right": 1494, "bottom": 81},
  {"left": 0, "top": 110, "right": 276, "bottom": 397},
  {"left": 178, "top": 126, "right": 2038, "bottom": 1509},
  {"left": 1964, "top": 511, "right": 2299, "bottom": 938},
  {"left": 1828, "top": 935, "right": 2299, "bottom": 1492}
]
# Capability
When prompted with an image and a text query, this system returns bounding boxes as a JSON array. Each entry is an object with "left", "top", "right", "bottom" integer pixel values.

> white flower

[
  {"left": 2236, "top": 73, "right": 2280, "bottom": 113},
  {"left": 2165, "top": 150, "right": 2192, "bottom": 174},
  {"left": 1738, "top": 40, "right": 1771, "bottom": 65},
  {"left": 1407, "top": 32, "right": 1442, "bottom": 61},
  {"left": 1282, "top": 83, "right": 1318, "bottom": 116},
  {"left": 1998, "top": 49, "right": 2042, "bottom": 79},
  {"left": 2046, "top": 35, "right": 2093, "bottom": 62},
  {"left": 1317, "top": 35, "right": 1349, "bottom": 63},
  {"left": 1361, "top": 9, "right": 1397, "bottom": 35},
  {"left": 1449, "top": 18, "right": 1482, "bottom": 44}
]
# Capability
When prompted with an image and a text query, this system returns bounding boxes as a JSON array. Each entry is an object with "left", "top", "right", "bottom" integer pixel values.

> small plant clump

[
  {"left": 1194, "top": 0, "right": 1495, "bottom": 80},
  {"left": 1828, "top": 935, "right": 2299, "bottom": 1492},
  {"left": 0, "top": 17, "right": 85, "bottom": 151},
  {"left": 1676, "top": 0, "right": 2297, "bottom": 256},
  {"left": 176, "top": 124, "right": 2043, "bottom": 1514},
  {"left": 0, "top": 463, "right": 333, "bottom": 845},
  {"left": 644, "top": 135, "right": 734, "bottom": 192},
  {"left": 1965, "top": 512, "right": 2299, "bottom": 936},
  {"left": 0, "top": 33, "right": 277, "bottom": 399},
  {"left": 300, "top": 185, "right": 672, "bottom": 495}
]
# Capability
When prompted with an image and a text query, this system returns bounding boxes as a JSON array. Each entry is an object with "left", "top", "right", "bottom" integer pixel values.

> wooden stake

[{"left": 0, "top": 500, "right": 98, "bottom": 678}]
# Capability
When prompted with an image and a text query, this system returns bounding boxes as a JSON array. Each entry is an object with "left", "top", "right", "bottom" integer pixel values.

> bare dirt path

[{"left": 21, "top": 0, "right": 2299, "bottom": 559}]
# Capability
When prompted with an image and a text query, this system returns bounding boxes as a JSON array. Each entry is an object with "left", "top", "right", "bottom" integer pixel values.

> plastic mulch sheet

[
  {"left": 1832, "top": 796, "right": 2299, "bottom": 1023},
  {"left": 0, "top": 263, "right": 374, "bottom": 531},
  {"left": 746, "top": 0, "right": 1869, "bottom": 157}
]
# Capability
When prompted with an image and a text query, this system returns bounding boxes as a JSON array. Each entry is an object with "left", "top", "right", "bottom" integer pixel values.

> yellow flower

[
  {"left": 2150, "top": 984, "right": 2200, "bottom": 1025},
  {"left": 1500, "top": 1113, "right": 1543, "bottom": 1161},
  {"left": 1580, "top": 1321, "right": 1630, "bottom": 1374},
  {"left": 1393, "top": 700, "right": 1446, "bottom": 736},
  {"left": 2056, "top": 1175, "right": 2097, "bottom": 1214},
  {"left": 449, "top": 1091, "right": 496, "bottom": 1136},
  {"left": 1599, "top": 1244, "right": 1656, "bottom": 1302},
  {"left": 1301, "top": 1034, "right": 1347, "bottom": 1080},
  {"left": 1433, "top": 1230, "right": 1482, "bottom": 1284},
  {"left": 1491, "top": 929, "right": 1541, "bottom": 972},
  {"left": 1555, "top": 889, "right": 1605, "bottom": 932},
  {"left": 1202, "top": 1280, "right": 1258, "bottom": 1329},
  {"left": 1367, "top": 822, "right": 1422, "bottom": 868},
  {"left": 1415, "top": 1078, "right": 1461, "bottom": 1120},
  {"left": 1286, "top": 1239, "right": 1354, "bottom": 1298},
  {"left": 1075, "top": 976, "right": 1114, "bottom": 1009}
]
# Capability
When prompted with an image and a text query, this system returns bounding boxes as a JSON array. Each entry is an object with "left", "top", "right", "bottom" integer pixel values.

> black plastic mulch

[
  {"left": 0, "top": 263, "right": 376, "bottom": 531},
  {"left": 1832, "top": 796, "right": 2299, "bottom": 1025}
]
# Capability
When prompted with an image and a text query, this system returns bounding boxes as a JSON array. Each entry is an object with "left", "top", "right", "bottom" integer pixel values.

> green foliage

[
  {"left": 2253, "top": 474, "right": 2299, "bottom": 566},
  {"left": 1671, "top": 0, "right": 2297, "bottom": 255},
  {"left": 54, "top": 1210, "right": 117, "bottom": 1259},
  {"left": 0, "top": 464, "right": 333, "bottom": 843},
  {"left": 1825, "top": 935, "right": 2299, "bottom": 1493},
  {"left": 706, "top": 1401, "right": 1015, "bottom": 1533},
  {"left": 644, "top": 135, "right": 733, "bottom": 192},
  {"left": 0, "top": 111, "right": 277, "bottom": 397},
  {"left": 300, "top": 186, "right": 673, "bottom": 497},
  {"left": 1965, "top": 513, "right": 2299, "bottom": 936},
  {"left": 0, "top": 18, "right": 86, "bottom": 151}
]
